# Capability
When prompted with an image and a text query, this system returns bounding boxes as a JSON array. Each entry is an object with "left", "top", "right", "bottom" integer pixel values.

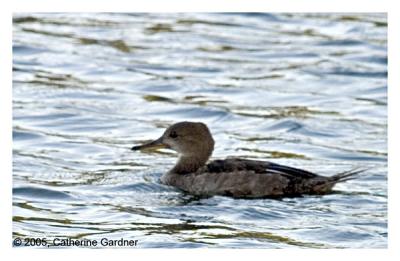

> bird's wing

[
  {"left": 265, "top": 162, "right": 318, "bottom": 179},
  {"left": 206, "top": 158, "right": 318, "bottom": 179}
]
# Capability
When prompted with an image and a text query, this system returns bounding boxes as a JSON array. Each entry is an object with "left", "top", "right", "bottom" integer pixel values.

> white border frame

[{"left": 2, "top": 1, "right": 397, "bottom": 260}]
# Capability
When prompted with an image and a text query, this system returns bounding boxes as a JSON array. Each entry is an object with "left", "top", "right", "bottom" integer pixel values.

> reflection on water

[{"left": 13, "top": 13, "right": 387, "bottom": 248}]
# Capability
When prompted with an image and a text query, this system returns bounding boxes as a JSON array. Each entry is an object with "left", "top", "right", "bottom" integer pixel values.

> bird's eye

[{"left": 169, "top": 131, "right": 178, "bottom": 138}]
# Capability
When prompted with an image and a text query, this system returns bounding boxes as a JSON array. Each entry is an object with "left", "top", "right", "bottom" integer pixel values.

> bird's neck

[{"left": 171, "top": 152, "right": 211, "bottom": 174}]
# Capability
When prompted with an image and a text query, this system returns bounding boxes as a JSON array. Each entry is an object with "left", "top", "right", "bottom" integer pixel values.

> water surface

[{"left": 13, "top": 13, "right": 387, "bottom": 248}]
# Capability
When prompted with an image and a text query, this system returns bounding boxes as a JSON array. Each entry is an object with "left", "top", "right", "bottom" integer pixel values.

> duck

[{"left": 131, "top": 121, "right": 365, "bottom": 198}]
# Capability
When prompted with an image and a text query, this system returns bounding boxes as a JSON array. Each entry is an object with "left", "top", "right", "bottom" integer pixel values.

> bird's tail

[
  {"left": 328, "top": 167, "right": 369, "bottom": 183},
  {"left": 309, "top": 167, "right": 369, "bottom": 194}
]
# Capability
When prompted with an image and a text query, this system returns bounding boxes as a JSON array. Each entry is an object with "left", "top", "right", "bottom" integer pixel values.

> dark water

[{"left": 13, "top": 13, "right": 387, "bottom": 248}]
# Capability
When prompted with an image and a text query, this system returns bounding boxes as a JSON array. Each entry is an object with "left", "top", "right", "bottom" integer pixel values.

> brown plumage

[{"left": 131, "top": 121, "right": 365, "bottom": 198}]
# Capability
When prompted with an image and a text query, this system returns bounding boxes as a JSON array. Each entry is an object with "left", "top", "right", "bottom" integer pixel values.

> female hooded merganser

[{"left": 131, "top": 121, "right": 365, "bottom": 198}]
